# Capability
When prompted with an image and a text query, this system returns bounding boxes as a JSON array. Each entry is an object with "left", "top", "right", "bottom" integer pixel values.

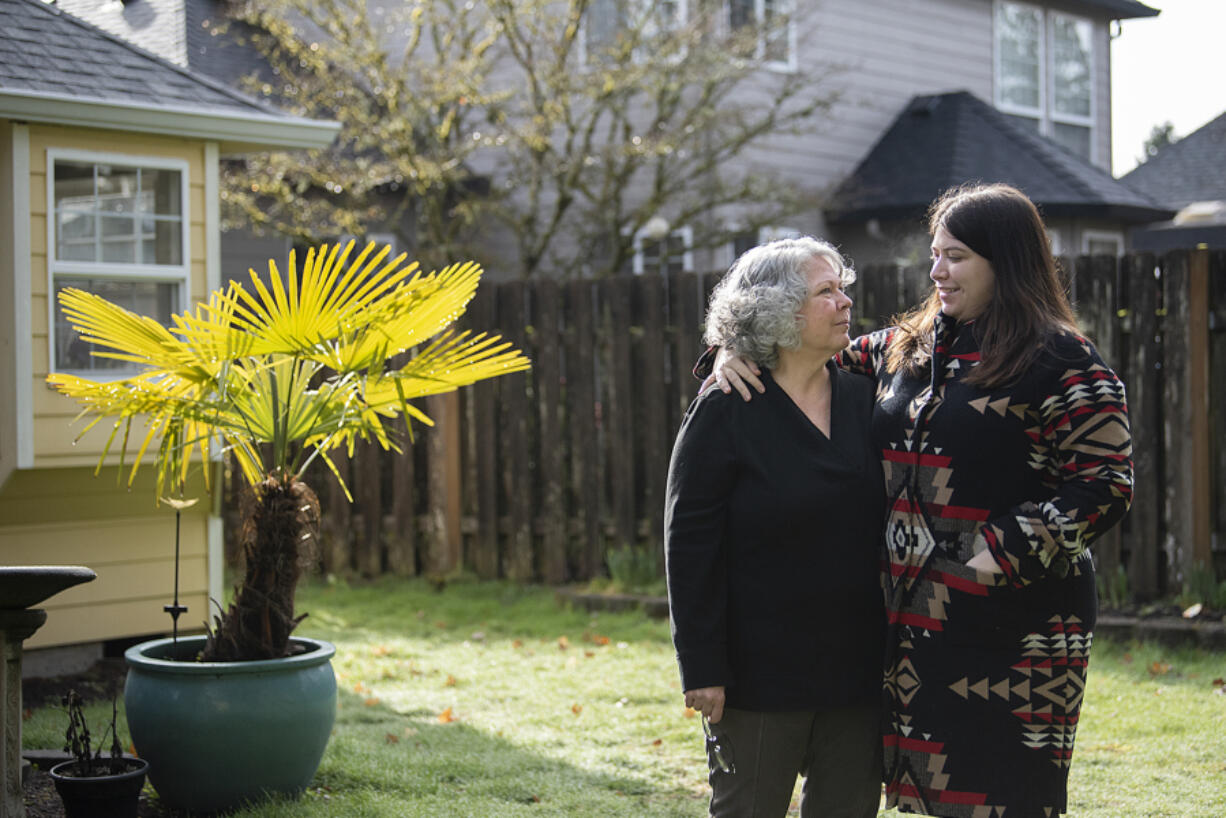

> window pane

[
  {"left": 54, "top": 278, "right": 179, "bottom": 371},
  {"left": 763, "top": 0, "right": 790, "bottom": 64},
  {"left": 101, "top": 215, "right": 135, "bottom": 238},
  {"left": 729, "top": 0, "right": 753, "bottom": 30},
  {"left": 53, "top": 159, "right": 182, "bottom": 265},
  {"left": 143, "top": 168, "right": 182, "bottom": 216},
  {"left": 997, "top": 3, "right": 1041, "bottom": 111},
  {"left": 1052, "top": 16, "right": 1091, "bottom": 118},
  {"left": 1052, "top": 122, "right": 1091, "bottom": 159},
  {"left": 1087, "top": 238, "right": 1120, "bottom": 257},
  {"left": 102, "top": 240, "right": 137, "bottom": 264},
  {"left": 587, "top": 0, "right": 624, "bottom": 55},
  {"left": 152, "top": 219, "right": 183, "bottom": 265}
]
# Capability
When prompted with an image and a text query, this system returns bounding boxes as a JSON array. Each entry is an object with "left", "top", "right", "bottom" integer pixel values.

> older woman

[
  {"left": 706, "top": 184, "right": 1134, "bottom": 816},
  {"left": 665, "top": 237, "right": 886, "bottom": 818}
]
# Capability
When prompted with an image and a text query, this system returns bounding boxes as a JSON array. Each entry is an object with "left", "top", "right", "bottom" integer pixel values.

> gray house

[
  {"left": 1120, "top": 110, "right": 1226, "bottom": 252},
  {"left": 49, "top": 0, "right": 1167, "bottom": 272}
]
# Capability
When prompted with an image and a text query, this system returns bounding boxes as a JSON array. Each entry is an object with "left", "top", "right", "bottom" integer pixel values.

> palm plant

[{"left": 47, "top": 242, "right": 529, "bottom": 661}]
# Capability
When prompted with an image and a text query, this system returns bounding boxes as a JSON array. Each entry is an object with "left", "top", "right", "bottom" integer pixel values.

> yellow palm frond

[{"left": 46, "top": 243, "right": 529, "bottom": 500}]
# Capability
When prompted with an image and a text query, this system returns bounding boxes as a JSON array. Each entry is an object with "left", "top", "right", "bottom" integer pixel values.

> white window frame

[
  {"left": 725, "top": 0, "right": 797, "bottom": 73},
  {"left": 725, "top": 224, "right": 801, "bottom": 267},
  {"left": 1081, "top": 230, "right": 1123, "bottom": 257},
  {"left": 632, "top": 225, "right": 693, "bottom": 275},
  {"left": 993, "top": 1, "right": 1095, "bottom": 162},
  {"left": 581, "top": 0, "right": 689, "bottom": 65},
  {"left": 46, "top": 149, "right": 190, "bottom": 376}
]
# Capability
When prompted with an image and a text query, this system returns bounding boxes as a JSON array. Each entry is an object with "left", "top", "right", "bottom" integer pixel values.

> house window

[
  {"left": 48, "top": 152, "right": 189, "bottom": 373},
  {"left": 633, "top": 226, "right": 693, "bottom": 275},
  {"left": 726, "top": 225, "right": 801, "bottom": 266},
  {"left": 585, "top": 0, "right": 686, "bottom": 62},
  {"left": 1082, "top": 230, "right": 1122, "bottom": 258},
  {"left": 994, "top": 2, "right": 1094, "bottom": 161},
  {"left": 728, "top": 0, "right": 795, "bottom": 70}
]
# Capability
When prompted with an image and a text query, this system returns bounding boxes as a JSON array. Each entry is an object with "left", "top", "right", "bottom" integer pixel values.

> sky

[{"left": 1110, "top": 0, "right": 1226, "bottom": 176}]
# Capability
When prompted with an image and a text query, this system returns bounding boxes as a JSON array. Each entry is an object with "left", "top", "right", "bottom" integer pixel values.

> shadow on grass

[{"left": 310, "top": 687, "right": 701, "bottom": 816}]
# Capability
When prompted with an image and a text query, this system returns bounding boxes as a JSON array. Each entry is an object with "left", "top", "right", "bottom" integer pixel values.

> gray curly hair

[{"left": 703, "top": 237, "right": 854, "bottom": 369}]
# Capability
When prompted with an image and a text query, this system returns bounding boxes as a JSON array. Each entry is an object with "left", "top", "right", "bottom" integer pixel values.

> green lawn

[{"left": 23, "top": 577, "right": 1226, "bottom": 816}]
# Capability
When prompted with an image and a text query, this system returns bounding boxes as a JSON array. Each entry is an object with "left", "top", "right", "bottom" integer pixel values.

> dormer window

[{"left": 994, "top": 1, "right": 1094, "bottom": 161}]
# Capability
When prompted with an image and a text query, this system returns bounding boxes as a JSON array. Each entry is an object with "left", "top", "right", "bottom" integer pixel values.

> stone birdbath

[{"left": 0, "top": 566, "right": 96, "bottom": 818}]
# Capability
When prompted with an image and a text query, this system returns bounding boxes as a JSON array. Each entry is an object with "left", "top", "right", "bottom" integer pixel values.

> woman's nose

[{"left": 929, "top": 258, "right": 945, "bottom": 280}]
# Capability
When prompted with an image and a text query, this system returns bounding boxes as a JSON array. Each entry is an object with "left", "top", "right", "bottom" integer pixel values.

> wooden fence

[{"left": 224, "top": 248, "right": 1226, "bottom": 599}]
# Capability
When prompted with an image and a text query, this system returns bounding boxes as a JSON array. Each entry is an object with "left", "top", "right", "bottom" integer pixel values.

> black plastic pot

[{"left": 49, "top": 757, "right": 148, "bottom": 818}]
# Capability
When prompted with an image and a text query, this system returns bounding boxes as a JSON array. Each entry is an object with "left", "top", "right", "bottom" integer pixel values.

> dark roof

[
  {"left": 1065, "top": 0, "right": 1160, "bottom": 19},
  {"left": 828, "top": 91, "right": 1174, "bottom": 225},
  {"left": 0, "top": 0, "right": 280, "bottom": 116},
  {"left": 1120, "top": 111, "right": 1226, "bottom": 210}
]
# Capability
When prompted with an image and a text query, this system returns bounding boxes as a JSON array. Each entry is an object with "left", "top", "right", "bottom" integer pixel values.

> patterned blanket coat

[{"left": 842, "top": 314, "right": 1133, "bottom": 818}]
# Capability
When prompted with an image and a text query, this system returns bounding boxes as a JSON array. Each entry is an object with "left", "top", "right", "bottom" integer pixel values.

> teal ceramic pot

[{"left": 124, "top": 636, "right": 336, "bottom": 814}]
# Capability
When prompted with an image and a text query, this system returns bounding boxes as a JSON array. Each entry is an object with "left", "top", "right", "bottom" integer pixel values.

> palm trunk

[{"left": 201, "top": 475, "right": 318, "bottom": 661}]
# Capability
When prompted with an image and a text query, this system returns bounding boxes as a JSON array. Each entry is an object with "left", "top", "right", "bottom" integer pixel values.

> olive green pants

[{"left": 705, "top": 705, "right": 882, "bottom": 818}]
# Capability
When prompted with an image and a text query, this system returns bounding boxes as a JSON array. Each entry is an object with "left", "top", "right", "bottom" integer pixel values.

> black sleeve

[
  {"left": 692, "top": 345, "right": 717, "bottom": 381},
  {"left": 664, "top": 389, "right": 736, "bottom": 691}
]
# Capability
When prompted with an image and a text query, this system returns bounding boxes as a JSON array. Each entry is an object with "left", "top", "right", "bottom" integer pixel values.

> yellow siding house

[{"left": 0, "top": 0, "right": 337, "bottom": 654}]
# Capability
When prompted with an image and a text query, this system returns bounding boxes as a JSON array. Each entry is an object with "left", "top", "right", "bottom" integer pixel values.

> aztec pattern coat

[{"left": 843, "top": 313, "right": 1133, "bottom": 818}]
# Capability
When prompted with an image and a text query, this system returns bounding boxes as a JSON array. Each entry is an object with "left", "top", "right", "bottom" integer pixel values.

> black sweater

[{"left": 665, "top": 362, "right": 886, "bottom": 711}]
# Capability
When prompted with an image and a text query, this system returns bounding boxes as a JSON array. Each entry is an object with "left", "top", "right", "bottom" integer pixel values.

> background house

[
  {"left": 1120, "top": 110, "right": 1226, "bottom": 252},
  {"left": 0, "top": 0, "right": 336, "bottom": 668},
  {"left": 53, "top": 0, "right": 1166, "bottom": 277}
]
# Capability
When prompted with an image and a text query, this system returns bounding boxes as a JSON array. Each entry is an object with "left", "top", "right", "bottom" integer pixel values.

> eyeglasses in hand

[{"left": 702, "top": 715, "right": 735, "bottom": 774}]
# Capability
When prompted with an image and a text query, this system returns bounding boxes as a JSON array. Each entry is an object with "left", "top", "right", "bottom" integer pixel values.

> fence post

[
  {"left": 535, "top": 279, "right": 567, "bottom": 584},
  {"left": 1161, "top": 249, "right": 1213, "bottom": 586},
  {"left": 425, "top": 391, "right": 463, "bottom": 576},
  {"left": 1123, "top": 252, "right": 1164, "bottom": 597},
  {"left": 1074, "top": 254, "right": 1123, "bottom": 593},
  {"left": 470, "top": 287, "right": 500, "bottom": 579}
]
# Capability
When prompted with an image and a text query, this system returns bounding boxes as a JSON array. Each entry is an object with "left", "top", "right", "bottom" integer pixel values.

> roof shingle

[
  {"left": 1120, "top": 111, "right": 1226, "bottom": 210},
  {"left": 0, "top": 0, "right": 281, "bottom": 117},
  {"left": 828, "top": 91, "right": 1173, "bottom": 225}
]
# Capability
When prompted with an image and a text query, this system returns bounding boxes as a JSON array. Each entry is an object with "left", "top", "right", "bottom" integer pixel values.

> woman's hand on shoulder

[
  {"left": 703, "top": 349, "right": 764, "bottom": 401},
  {"left": 685, "top": 686, "right": 727, "bottom": 723}
]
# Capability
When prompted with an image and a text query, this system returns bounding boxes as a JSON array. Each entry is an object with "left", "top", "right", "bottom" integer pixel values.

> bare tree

[{"left": 221, "top": 0, "right": 840, "bottom": 277}]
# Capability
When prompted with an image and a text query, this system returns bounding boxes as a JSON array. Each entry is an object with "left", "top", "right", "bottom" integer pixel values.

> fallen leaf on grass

[
  {"left": 557, "top": 635, "right": 570, "bottom": 650},
  {"left": 444, "top": 675, "right": 457, "bottom": 687},
  {"left": 1123, "top": 652, "right": 1133, "bottom": 664},
  {"left": 584, "top": 650, "right": 595, "bottom": 658},
  {"left": 21, "top": 708, "right": 30, "bottom": 721},
  {"left": 364, "top": 697, "right": 380, "bottom": 706},
  {"left": 512, "top": 639, "right": 524, "bottom": 649},
  {"left": 571, "top": 703, "right": 583, "bottom": 716},
  {"left": 438, "top": 707, "right": 456, "bottom": 723},
  {"left": 594, "top": 635, "right": 611, "bottom": 646},
  {"left": 385, "top": 733, "right": 400, "bottom": 744},
  {"left": 652, "top": 738, "right": 663, "bottom": 746},
  {"left": 1212, "top": 677, "right": 1224, "bottom": 688},
  {"left": 353, "top": 682, "right": 370, "bottom": 694},
  {"left": 1149, "top": 661, "right": 1172, "bottom": 676},
  {"left": 372, "top": 644, "right": 392, "bottom": 656}
]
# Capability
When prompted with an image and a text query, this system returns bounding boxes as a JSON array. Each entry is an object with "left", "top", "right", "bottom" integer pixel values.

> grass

[{"left": 22, "top": 577, "right": 1226, "bottom": 817}]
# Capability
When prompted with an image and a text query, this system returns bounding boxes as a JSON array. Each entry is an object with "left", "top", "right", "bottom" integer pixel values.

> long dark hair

[{"left": 885, "top": 183, "right": 1078, "bottom": 387}]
